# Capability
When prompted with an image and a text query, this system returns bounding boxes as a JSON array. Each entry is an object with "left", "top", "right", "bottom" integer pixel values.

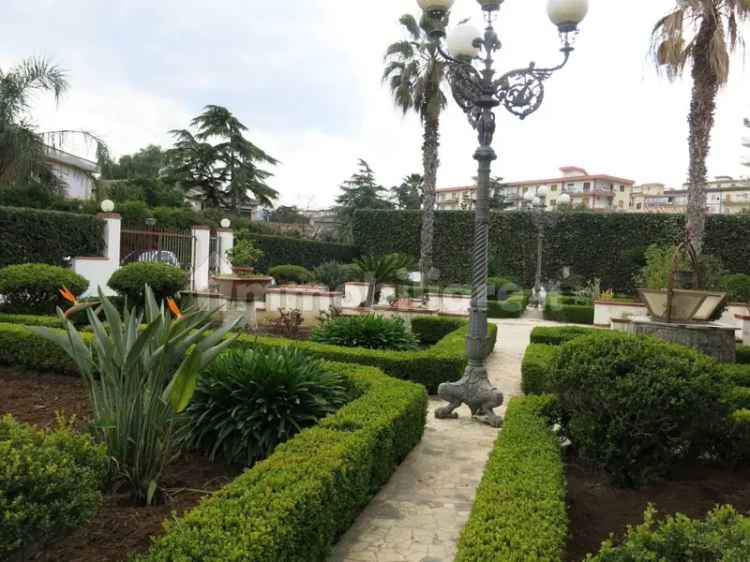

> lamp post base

[{"left": 434, "top": 364, "right": 504, "bottom": 428}]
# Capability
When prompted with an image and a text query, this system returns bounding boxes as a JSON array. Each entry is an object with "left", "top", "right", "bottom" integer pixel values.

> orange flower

[
  {"left": 166, "top": 297, "right": 183, "bottom": 319},
  {"left": 59, "top": 286, "right": 77, "bottom": 305}
]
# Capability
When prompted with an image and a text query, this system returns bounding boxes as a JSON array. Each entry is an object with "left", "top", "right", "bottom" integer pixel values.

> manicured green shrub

[
  {"left": 243, "top": 233, "right": 358, "bottom": 272},
  {"left": 455, "top": 395, "right": 567, "bottom": 562},
  {"left": 721, "top": 273, "right": 750, "bottom": 303},
  {"left": 108, "top": 262, "right": 187, "bottom": 305},
  {"left": 727, "top": 385, "right": 750, "bottom": 411},
  {"left": 0, "top": 415, "right": 108, "bottom": 558},
  {"left": 134, "top": 362, "right": 427, "bottom": 562},
  {"left": 0, "top": 206, "right": 103, "bottom": 269},
  {"left": 311, "top": 315, "right": 419, "bottom": 351},
  {"left": 184, "top": 348, "right": 351, "bottom": 465},
  {"left": 0, "top": 313, "right": 65, "bottom": 328},
  {"left": 0, "top": 264, "right": 89, "bottom": 314},
  {"left": 723, "top": 409, "right": 750, "bottom": 465},
  {"left": 530, "top": 325, "right": 600, "bottom": 345},
  {"left": 0, "top": 322, "right": 82, "bottom": 373},
  {"left": 552, "top": 332, "right": 731, "bottom": 487},
  {"left": 314, "top": 261, "right": 353, "bottom": 291},
  {"left": 225, "top": 239, "right": 264, "bottom": 270},
  {"left": 544, "top": 293, "right": 594, "bottom": 324},
  {"left": 352, "top": 210, "right": 750, "bottom": 293},
  {"left": 720, "top": 363, "right": 750, "bottom": 387},
  {"left": 488, "top": 291, "right": 529, "bottom": 319},
  {"left": 410, "top": 316, "right": 464, "bottom": 345},
  {"left": 522, "top": 344, "right": 559, "bottom": 395},
  {"left": 587, "top": 505, "right": 750, "bottom": 561},
  {"left": 268, "top": 264, "right": 314, "bottom": 285},
  {"left": 737, "top": 345, "right": 750, "bottom": 364}
]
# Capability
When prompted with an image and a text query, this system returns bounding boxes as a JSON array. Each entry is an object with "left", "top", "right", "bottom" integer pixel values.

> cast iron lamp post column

[
  {"left": 524, "top": 189, "right": 547, "bottom": 309},
  {"left": 418, "top": 0, "right": 588, "bottom": 427}
]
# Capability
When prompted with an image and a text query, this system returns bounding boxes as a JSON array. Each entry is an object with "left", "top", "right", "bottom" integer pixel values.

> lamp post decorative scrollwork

[{"left": 417, "top": 0, "right": 588, "bottom": 427}]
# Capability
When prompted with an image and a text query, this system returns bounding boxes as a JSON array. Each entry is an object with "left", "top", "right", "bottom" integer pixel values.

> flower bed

[
  {"left": 0, "top": 316, "right": 495, "bottom": 394},
  {"left": 454, "top": 395, "right": 567, "bottom": 562}
]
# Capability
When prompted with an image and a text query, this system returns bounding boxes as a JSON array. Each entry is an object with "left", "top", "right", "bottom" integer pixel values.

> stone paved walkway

[{"left": 327, "top": 319, "right": 546, "bottom": 562}]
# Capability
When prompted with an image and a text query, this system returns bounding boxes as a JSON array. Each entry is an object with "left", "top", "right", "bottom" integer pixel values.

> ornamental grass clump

[
  {"left": 311, "top": 314, "right": 419, "bottom": 351},
  {"left": 183, "top": 347, "right": 351, "bottom": 465},
  {"left": 31, "top": 286, "right": 238, "bottom": 505}
]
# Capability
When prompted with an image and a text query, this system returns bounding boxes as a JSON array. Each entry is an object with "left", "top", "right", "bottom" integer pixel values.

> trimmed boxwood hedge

[
  {"left": 522, "top": 344, "right": 559, "bottom": 395},
  {"left": 0, "top": 317, "right": 495, "bottom": 394},
  {"left": 0, "top": 206, "right": 104, "bottom": 268},
  {"left": 410, "top": 316, "right": 464, "bottom": 345},
  {"left": 135, "top": 362, "right": 427, "bottom": 562},
  {"left": 0, "top": 313, "right": 64, "bottom": 328},
  {"left": 543, "top": 293, "right": 594, "bottom": 325},
  {"left": 738, "top": 345, "right": 750, "bottom": 365},
  {"left": 454, "top": 395, "right": 567, "bottom": 562},
  {"left": 242, "top": 233, "right": 358, "bottom": 272},
  {"left": 530, "top": 326, "right": 600, "bottom": 345},
  {"left": 352, "top": 210, "right": 750, "bottom": 293},
  {"left": 488, "top": 291, "right": 530, "bottom": 319}
]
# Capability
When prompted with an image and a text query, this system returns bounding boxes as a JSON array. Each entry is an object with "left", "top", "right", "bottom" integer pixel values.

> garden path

[{"left": 327, "top": 319, "right": 547, "bottom": 562}]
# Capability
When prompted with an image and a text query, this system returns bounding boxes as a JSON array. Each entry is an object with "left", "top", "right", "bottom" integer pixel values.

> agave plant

[{"left": 31, "top": 286, "right": 238, "bottom": 505}]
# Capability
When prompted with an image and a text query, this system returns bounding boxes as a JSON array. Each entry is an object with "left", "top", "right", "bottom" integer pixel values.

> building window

[
  {"left": 620, "top": 185, "right": 625, "bottom": 193},
  {"left": 637, "top": 203, "right": 642, "bottom": 210},
  {"left": 618, "top": 201, "right": 624, "bottom": 209},
  {"left": 551, "top": 185, "right": 558, "bottom": 192},
  {"left": 583, "top": 182, "right": 591, "bottom": 192}
]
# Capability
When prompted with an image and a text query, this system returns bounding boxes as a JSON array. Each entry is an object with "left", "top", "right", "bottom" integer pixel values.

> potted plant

[{"left": 226, "top": 240, "right": 264, "bottom": 277}]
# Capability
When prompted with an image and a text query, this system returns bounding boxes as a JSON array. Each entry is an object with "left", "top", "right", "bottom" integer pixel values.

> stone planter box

[
  {"left": 181, "top": 290, "right": 257, "bottom": 329},
  {"left": 631, "top": 317, "right": 736, "bottom": 363},
  {"left": 737, "top": 314, "right": 750, "bottom": 346},
  {"left": 594, "top": 300, "right": 647, "bottom": 328},
  {"left": 266, "top": 286, "right": 343, "bottom": 317},
  {"left": 210, "top": 275, "right": 274, "bottom": 302},
  {"left": 426, "top": 292, "right": 471, "bottom": 316}
]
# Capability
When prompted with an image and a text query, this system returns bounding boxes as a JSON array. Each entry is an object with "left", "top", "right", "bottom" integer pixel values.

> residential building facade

[
  {"left": 436, "top": 167, "right": 635, "bottom": 212},
  {"left": 47, "top": 146, "right": 98, "bottom": 200},
  {"left": 637, "top": 176, "right": 750, "bottom": 215}
]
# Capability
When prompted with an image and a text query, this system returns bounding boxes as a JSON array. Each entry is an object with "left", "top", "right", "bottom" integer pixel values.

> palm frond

[{"left": 399, "top": 14, "right": 422, "bottom": 41}]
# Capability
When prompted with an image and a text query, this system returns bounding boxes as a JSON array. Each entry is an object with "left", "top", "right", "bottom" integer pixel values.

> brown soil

[
  {"left": 565, "top": 456, "right": 750, "bottom": 561},
  {"left": 0, "top": 369, "right": 240, "bottom": 562}
]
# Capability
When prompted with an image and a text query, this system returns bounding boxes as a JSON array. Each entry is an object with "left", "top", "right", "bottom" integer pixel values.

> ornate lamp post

[
  {"left": 418, "top": 0, "right": 588, "bottom": 427},
  {"left": 524, "top": 188, "right": 548, "bottom": 309}
]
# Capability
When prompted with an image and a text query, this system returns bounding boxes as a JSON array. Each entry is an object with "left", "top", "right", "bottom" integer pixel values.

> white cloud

[{"left": 8, "top": 0, "right": 749, "bottom": 207}]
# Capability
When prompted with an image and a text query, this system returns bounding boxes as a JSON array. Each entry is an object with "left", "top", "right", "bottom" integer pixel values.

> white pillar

[
  {"left": 192, "top": 225, "right": 211, "bottom": 291},
  {"left": 217, "top": 228, "right": 234, "bottom": 276},
  {"left": 73, "top": 212, "right": 121, "bottom": 298}
]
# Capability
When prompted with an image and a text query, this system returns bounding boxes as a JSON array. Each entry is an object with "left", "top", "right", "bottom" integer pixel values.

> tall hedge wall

[
  {"left": 352, "top": 210, "right": 750, "bottom": 293},
  {"left": 0, "top": 206, "right": 104, "bottom": 268},
  {"left": 241, "top": 233, "right": 358, "bottom": 272}
]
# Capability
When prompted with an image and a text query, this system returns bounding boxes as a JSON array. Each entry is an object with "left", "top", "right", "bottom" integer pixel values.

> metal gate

[
  {"left": 120, "top": 225, "right": 197, "bottom": 288},
  {"left": 208, "top": 233, "right": 224, "bottom": 275}
]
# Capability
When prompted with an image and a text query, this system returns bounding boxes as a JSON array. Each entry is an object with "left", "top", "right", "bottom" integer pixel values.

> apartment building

[
  {"left": 436, "top": 167, "right": 635, "bottom": 212},
  {"left": 638, "top": 177, "right": 750, "bottom": 215}
]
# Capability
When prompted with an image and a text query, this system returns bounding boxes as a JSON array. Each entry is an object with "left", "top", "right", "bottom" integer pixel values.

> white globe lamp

[
  {"left": 417, "top": 0, "right": 456, "bottom": 11},
  {"left": 220, "top": 218, "right": 231, "bottom": 229},
  {"left": 558, "top": 193, "right": 572, "bottom": 206},
  {"left": 447, "top": 24, "right": 482, "bottom": 58},
  {"left": 547, "top": 0, "right": 589, "bottom": 32},
  {"left": 100, "top": 199, "right": 115, "bottom": 213},
  {"left": 537, "top": 186, "right": 549, "bottom": 198}
]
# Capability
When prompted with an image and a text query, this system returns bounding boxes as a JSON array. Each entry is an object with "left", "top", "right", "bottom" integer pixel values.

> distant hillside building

[
  {"left": 635, "top": 176, "right": 750, "bottom": 215},
  {"left": 436, "top": 167, "right": 635, "bottom": 212}
]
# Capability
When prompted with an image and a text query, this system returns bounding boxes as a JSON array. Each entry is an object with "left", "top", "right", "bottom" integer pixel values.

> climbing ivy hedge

[
  {"left": 0, "top": 206, "right": 104, "bottom": 268},
  {"left": 352, "top": 210, "right": 750, "bottom": 293},
  {"left": 239, "top": 233, "right": 358, "bottom": 272}
]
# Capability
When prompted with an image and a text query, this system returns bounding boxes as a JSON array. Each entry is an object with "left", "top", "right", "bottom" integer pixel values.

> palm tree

[
  {"left": 651, "top": 0, "right": 749, "bottom": 253},
  {"left": 0, "top": 58, "right": 68, "bottom": 190},
  {"left": 384, "top": 14, "right": 448, "bottom": 295}
]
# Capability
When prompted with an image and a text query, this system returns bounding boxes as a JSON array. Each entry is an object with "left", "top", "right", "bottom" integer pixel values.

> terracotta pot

[{"left": 232, "top": 266, "right": 255, "bottom": 277}]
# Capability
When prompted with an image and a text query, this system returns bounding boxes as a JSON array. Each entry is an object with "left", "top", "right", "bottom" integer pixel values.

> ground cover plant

[
  {"left": 183, "top": 347, "right": 352, "bottom": 465},
  {"left": 311, "top": 314, "right": 419, "bottom": 351}
]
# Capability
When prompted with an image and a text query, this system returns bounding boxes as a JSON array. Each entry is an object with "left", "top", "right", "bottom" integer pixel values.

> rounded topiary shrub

[
  {"left": 721, "top": 273, "right": 750, "bottom": 304},
  {"left": 551, "top": 332, "right": 731, "bottom": 487},
  {"left": 0, "top": 264, "right": 89, "bottom": 314},
  {"left": 184, "top": 347, "right": 350, "bottom": 465},
  {"left": 311, "top": 314, "right": 419, "bottom": 351},
  {"left": 269, "top": 265, "right": 313, "bottom": 285},
  {"left": 108, "top": 262, "right": 187, "bottom": 305},
  {"left": 587, "top": 505, "right": 750, "bottom": 561}
]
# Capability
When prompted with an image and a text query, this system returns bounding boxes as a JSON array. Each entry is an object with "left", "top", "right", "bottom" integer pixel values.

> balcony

[{"left": 568, "top": 190, "right": 615, "bottom": 198}]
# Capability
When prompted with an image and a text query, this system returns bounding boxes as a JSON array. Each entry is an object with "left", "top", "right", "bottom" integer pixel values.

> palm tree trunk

[
  {"left": 686, "top": 16, "right": 719, "bottom": 255},
  {"left": 420, "top": 115, "right": 440, "bottom": 301}
]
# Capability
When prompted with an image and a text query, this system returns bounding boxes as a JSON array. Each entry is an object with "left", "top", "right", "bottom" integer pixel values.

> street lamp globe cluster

[{"left": 417, "top": 0, "right": 588, "bottom": 427}]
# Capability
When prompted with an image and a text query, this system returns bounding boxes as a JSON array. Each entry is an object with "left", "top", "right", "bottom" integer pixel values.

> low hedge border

[
  {"left": 0, "top": 317, "right": 496, "bottom": 394},
  {"left": 543, "top": 303, "right": 594, "bottom": 325},
  {"left": 0, "top": 313, "right": 64, "bottom": 328},
  {"left": 530, "top": 326, "right": 601, "bottom": 346},
  {"left": 488, "top": 291, "right": 530, "bottom": 319},
  {"left": 521, "top": 344, "right": 560, "bottom": 395},
  {"left": 410, "top": 316, "right": 464, "bottom": 345},
  {"left": 454, "top": 395, "right": 567, "bottom": 562},
  {"left": 135, "top": 362, "right": 427, "bottom": 562},
  {"left": 738, "top": 345, "right": 750, "bottom": 365}
]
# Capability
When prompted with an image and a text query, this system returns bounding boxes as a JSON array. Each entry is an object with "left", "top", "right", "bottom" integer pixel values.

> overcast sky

[{"left": 3, "top": 0, "right": 749, "bottom": 208}]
